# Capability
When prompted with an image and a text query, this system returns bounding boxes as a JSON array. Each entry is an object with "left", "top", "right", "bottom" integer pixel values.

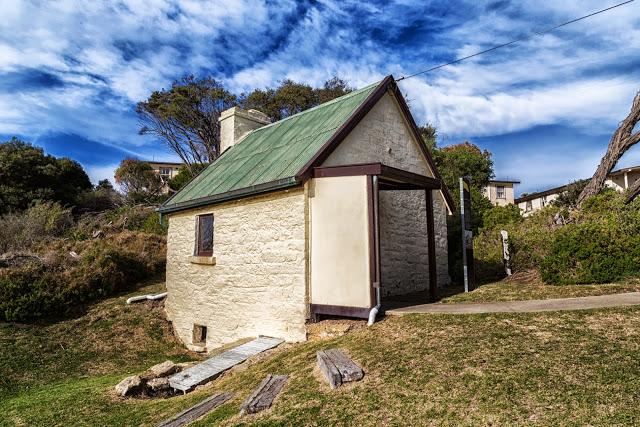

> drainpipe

[{"left": 368, "top": 175, "right": 381, "bottom": 326}]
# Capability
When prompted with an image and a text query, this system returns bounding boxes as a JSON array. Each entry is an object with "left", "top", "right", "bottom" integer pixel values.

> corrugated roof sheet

[{"left": 162, "top": 81, "right": 380, "bottom": 209}]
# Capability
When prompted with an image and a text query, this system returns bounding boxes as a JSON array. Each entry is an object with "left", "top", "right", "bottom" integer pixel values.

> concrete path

[{"left": 385, "top": 292, "right": 640, "bottom": 316}]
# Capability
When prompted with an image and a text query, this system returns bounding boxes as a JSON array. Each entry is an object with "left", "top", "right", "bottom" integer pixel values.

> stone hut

[{"left": 158, "top": 75, "right": 454, "bottom": 351}]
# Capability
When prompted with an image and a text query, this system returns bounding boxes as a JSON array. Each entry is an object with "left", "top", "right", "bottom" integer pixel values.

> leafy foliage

[
  {"left": 0, "top": 138, "right": 91, "bottom": 213},
  {"left": 482, "top": 203, "right": 522, "bottom": 229},
  {"left": 0, "top": 232, "right": 166, "bottom": 322},
  {"left": 433, "top": 141, "right": 494, "bottom": 191},
  {"left": 0, "top": 201, "right": 73, "bottom": 253},
  {"left": 551, "top": 179, "right": 589, "bottom": 209},
  {"left": 167, "top": 163, "right": 207, "bottom": 192},
  {"left": 136, "top": 76, "right": 237, "bottom": 173},
  {"left": 241, "top": 76, "right": 353, "bottom": 121},
  {"left": 114, "top": 159, "right": 164, "bottom": 203},
  {"left": 137, "top": 76, "right": 352, "bottom": 174}
]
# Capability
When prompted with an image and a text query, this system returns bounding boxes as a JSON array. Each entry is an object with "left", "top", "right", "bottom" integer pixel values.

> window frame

[
  {"left": 195, "top": 214, "right": 214, "bottom": 257},
  {"left": 526, "top": 200, "right": 532, "bottom": 212},
  {"left": 496, "top": 185, "right": 506, "bottom": 199}
]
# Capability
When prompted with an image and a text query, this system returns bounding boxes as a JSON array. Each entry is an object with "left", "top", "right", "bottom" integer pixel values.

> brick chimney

[{"left": 218, "top": 107, "right": 270, "bottom": 153}]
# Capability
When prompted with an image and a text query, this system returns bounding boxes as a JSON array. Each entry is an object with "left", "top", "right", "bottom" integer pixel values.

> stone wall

[
  {"left": 323, "top": 92, "right": 450, "bottom": 290},
  {"left": 165, "top": 188, "right": 307, "bottom": 349}
]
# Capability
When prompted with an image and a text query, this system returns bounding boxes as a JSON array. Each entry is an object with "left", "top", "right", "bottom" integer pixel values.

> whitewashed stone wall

[
  {"left": 165, "top": 188, "right": 307, "bottom": 349},
  {"left": 323, "top": 92, "right": 450, "bottom": 290}
]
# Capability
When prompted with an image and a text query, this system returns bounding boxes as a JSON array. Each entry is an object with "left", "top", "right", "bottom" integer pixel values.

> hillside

[{"left": 2, "top": 281, "right": 640, "bottom": 426}]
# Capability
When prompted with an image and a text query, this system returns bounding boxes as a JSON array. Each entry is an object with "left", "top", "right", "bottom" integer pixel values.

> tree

[
  {"left": 552, "top": 179, "right": 589, "bottom": 209},
  {"left": 0, "top": 138, "right": 91, "bottom": 213},
  {"left": 577, "top": 90, "right": 640, "bottom": 208},
  {"left": 241, "top": 76, "right": 352, "bottom": 121},
  {"left": 114, "top": 159, "right": 163, "bottom": 203},
  {"left": 168, "top": 164, "right": 207, "bottom": 192},
  {"left": 434, "top": 141, "right": 494, "bottom": 192},
  {"left": 418, "top": 124, "right": 438, "bottom": 154},
  {"left": 136, "top": 76, "right": 237, "bottom": 174}
]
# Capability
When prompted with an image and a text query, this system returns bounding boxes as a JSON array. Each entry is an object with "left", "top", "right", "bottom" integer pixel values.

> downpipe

[{"left": 368, "top": 175, "right": 381, "bottom": 326}]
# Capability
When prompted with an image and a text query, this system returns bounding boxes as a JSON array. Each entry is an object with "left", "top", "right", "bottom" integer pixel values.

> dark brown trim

[
  {"left": 313, "top": 163, "right": 442, "bottom": 190},
  {"left": 295, "top": 75, "right": 455, "bottom": 212},
  {"left": 425, "top": 189, "right": 438, "bottom": 301},
  {"left": 387, "top": 82, "right": 456, "bottom": 211},
  {"left": 367, "top": 175, "right": 378, "bottom": 308},
  {"left": 379, "top": 164, "right": 441, "bottom": 189},
  {"left": 310, "top": 304, "right": 371, "bottom": 319},
  {"left": 296, "top": 76, "right": 395, "bottom": 182},
  {"left": 313, "top": 163, "right": 382, "bottom": 178}
]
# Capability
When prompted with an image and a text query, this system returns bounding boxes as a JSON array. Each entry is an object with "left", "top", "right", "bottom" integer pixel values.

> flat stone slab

[
  {"left": 240, "top": 374, "right": 288, "bottom": 415},
  {"left": 385, "top": 292, "right": 640, "bottom": 315},
  {"left": 157, "top": 392, "right": 233, "bottom": 427},
  {"left": 317, "top": 348, "right": 363, "bottom": 389},
  {"left": 169, "top": 336, "right": 284, "bottom": 392}
]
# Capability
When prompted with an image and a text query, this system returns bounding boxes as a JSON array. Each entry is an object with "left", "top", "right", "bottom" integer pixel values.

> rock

[
  {"left": 148, "top": 360, "right": 179, "bottom": 378},
  {"left": 115, "top": 375, "right": 142, "bottom": 397},
  {"left": 147, "top": 377, "right": 170, "bottom": 393}
]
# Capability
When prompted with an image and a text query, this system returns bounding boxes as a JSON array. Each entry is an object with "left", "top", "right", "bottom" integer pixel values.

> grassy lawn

[
  {"left": 439, "top": 272, "right": 640, "bottom": 304},
  {"left": 2, "top": 280, "right": 640, "bottom": 426}
]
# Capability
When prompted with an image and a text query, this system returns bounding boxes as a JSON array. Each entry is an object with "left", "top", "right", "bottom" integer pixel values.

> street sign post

[{"left": 460, "top": 177, "right": 476, "bottom": 292}]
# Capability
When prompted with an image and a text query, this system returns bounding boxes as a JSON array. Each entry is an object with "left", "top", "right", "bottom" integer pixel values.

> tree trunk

[{"left": 576, "top": 91, "right": 640, "bottom": 208}]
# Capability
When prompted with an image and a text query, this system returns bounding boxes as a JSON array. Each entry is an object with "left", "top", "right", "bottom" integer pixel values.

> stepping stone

[
  {"left": 240, "top": 374, "right": 288, "bottom": 415},
  {"left": 317, "top": 348, "right": 364, "bottom": 389},
  {"left": 169, "top": 336, "right": 284, "bottom": 393},
  {"left": 157, "top": 392, "right": 233, "bottom": 427}
]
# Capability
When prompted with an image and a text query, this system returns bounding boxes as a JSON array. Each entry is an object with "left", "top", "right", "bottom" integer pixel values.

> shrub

[
  {"left": 481, "top": 204, "right": 522, "bottom": 229},
  {"left": 0, "top": 232, "right": 166, "bottom": 322},
  {"left": 0, "top": 201, "right": 73, "bottom": 253}
]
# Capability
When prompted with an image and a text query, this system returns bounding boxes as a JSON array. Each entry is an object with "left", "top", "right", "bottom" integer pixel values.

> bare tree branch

[{"left": 577, "top": 91, "right": 640, "bottom": 208}]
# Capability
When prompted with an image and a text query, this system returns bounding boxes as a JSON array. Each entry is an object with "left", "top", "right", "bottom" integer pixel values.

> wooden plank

[
  {"left": 169, "top": 336, "right": 284, "bottom": 392},
  {"left": 240, "top": 375, "right": 288, "bottom": 415},
  {"left": 325, "top": 349, "right": 364, "bottom": 383},
  {"left": 157, "top": 392, "right": 233, "bottom": 427},
  {"left": 317, "top": 350, "right": 342, "bottom": 389}
]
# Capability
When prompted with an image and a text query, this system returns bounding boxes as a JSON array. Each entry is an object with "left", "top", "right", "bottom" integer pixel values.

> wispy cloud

[{"left": 0, "top": 0, "right": 639, "bottom": 192}]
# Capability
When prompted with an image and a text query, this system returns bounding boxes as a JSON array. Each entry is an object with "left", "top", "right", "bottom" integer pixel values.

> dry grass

[
  {"left": 2, "top": 284, "right": 640, "bottom": 426},
  {"left": 439, "top": 271, "right": 640, "bottom": 304}
]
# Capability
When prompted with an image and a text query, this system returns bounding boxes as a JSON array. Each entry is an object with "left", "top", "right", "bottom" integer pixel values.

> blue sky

[{"left": 1, "top": 0, "right": 639, "bottom": 195}]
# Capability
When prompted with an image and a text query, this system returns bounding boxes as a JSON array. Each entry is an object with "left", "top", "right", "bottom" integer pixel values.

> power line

[{"left": 396, "top": 0, "right": 635, "bottom": 82}]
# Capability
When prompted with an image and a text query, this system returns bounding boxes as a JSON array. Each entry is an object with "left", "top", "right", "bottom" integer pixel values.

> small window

[
  {"left": 496, "top": 185, "right": 506, "bottom": 199},
  {"left": 159, "top": 167, "right": 172, "bottom": 180},
  {"left": 541, "top": 195, "right": 547, "bottom": 207},
  {"left": 193, "top": 324, "right": 207, "bottom": 345},
  {"left": 526, "top": 200, "right": 532, "bottom": 212},
  {"left": 195, "top": 214, "right": 214, "bottom": 256}
]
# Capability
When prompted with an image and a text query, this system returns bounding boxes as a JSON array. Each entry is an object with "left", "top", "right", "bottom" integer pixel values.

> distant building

[
  {"left": 515, "top": 165, "right": 640, "bottom": 216},
  {"left": 482, "top": 179, "right": 520, "bottom": 206},
  {"left": 147, "top": 161, "right": 183, "bottom": 193}
]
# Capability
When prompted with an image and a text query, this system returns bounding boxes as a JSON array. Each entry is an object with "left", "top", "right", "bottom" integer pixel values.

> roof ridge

[{"left": 251, "top": 80, "right": 382, "bottom": 133}]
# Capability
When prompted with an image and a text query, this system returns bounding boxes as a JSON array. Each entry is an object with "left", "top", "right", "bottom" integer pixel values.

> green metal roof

[{"left": 160, "top": 81, "right": 380, "bottom": 212}]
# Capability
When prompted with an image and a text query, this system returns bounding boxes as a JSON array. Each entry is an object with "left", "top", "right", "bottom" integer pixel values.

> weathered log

[
  {"left": 324, "top": 349, "right": 364, "bottom": 382},
  {"left": 157, "top": 392, "right": 233, "bottom": 427},
  {"left": 317, "top": 350, "right": 342, "bottom": 389},
  {"left": 240, "top": 374, "right": 288, "bottom": 415},
  {"left": 577, "top": 90, "right": 640, "bottom": 208}
]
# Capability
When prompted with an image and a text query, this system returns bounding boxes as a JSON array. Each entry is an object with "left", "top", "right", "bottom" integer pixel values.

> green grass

[
  {"left": 440, "top": 275, "right": 640, "bottom": 304},
  {"left": 2, "top": 282, "right": 640, "bottom": 426}
]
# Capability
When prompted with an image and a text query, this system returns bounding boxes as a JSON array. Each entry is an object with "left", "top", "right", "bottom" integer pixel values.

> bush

[
  {"left": 472, "top": 191, "right": 640, "bottom": 286},
  {"left": 0, "top": 201, "right": 73, "bottom": 253},
  {"left": 540, "top": 194, "right": 640, "bottom": 284},
  {"left": 482, "top": 204, "right": 522, "bottom": 229},
  {"left": 0, "top": 232, "right": 166, "bottom": 322}
]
